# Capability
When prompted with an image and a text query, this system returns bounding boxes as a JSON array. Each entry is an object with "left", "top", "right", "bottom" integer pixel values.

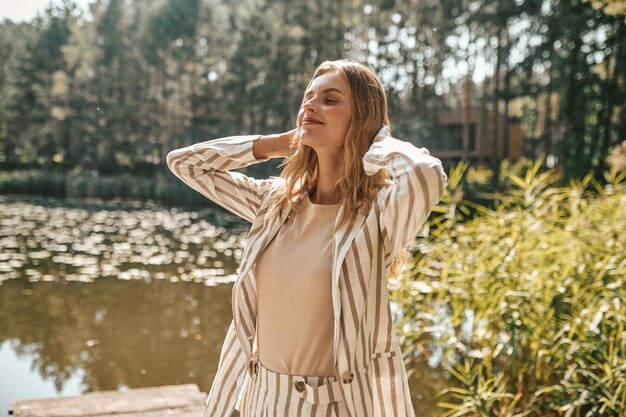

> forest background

[{"left": 1, "top": 0, "right": 625, "bottom": 203}]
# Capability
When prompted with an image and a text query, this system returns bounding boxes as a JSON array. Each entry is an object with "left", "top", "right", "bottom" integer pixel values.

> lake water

[{"left": 0, "top": 195, "right": 443, "bottom": 417}]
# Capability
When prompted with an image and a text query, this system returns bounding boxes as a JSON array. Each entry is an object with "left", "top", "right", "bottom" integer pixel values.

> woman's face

[{"left": 296, "top": 70, "right": 352, "bottom": 152}]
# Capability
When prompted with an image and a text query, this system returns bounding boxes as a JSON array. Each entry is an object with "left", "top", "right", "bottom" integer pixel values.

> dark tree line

[{"left": 0, "top": 0, "right": 624, "bottom": 181}]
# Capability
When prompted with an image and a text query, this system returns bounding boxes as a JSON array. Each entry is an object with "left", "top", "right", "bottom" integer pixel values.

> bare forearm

[{"left": 252, "top": 131, "right": 294, "bottom": 160}]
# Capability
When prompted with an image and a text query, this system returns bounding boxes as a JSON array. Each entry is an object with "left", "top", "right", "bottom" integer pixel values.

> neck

[{"left": 311, "top": 151, "right": 343, "bottom": 204}]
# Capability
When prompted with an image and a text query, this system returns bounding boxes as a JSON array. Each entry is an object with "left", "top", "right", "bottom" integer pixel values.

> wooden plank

[{"left": 9, "top": 384, "right": 208, "bottom": 417}]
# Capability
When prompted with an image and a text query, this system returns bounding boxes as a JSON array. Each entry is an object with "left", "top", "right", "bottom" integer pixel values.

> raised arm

[
  {"left": 165, "top": 133, "right": 292, "bottom": 223},
  {"left": 362, "top": 127, "right": 448, "bottom": 259}
]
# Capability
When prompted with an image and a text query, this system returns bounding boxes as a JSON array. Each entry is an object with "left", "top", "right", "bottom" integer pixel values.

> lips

[{"left": 303, "top": 116, "right": 324, "bottom": 125}]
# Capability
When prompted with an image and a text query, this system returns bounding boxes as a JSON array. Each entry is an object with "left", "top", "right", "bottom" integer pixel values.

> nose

[{"left": 302, "top": 98, "right": 318, "bottom": 113}]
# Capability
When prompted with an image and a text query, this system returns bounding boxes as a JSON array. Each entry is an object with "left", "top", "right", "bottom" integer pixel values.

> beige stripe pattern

[{"left": 166, "top": 133, "right": 448, "bottom": 417}]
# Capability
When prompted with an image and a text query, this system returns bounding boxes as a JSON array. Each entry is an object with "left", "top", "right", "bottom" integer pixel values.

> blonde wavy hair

[{"left": 267, "top": 59, "right": 408, "bottom": 278}]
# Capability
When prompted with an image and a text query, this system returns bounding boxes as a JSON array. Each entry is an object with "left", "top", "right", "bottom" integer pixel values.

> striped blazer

[{"left": 166, "top": 133, "right": 448, "bottom": 417}]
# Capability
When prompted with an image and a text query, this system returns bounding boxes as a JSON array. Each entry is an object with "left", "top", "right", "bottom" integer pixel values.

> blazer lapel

[
  {"left": 330, "top": 203, "right": 368, "bottom": 367},
  {"left": 232, "top": 201, "right": 293, "bottom": 358}
]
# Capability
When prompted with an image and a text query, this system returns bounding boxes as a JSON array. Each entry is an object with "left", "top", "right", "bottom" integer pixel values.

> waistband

[{"left": 248, "top": 352, "right": 344, "bottom": 405}]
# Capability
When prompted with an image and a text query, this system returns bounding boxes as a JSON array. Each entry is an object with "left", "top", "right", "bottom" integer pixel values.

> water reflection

[{"left": 0, "top": 276, "right": 234, "bottom": 404}]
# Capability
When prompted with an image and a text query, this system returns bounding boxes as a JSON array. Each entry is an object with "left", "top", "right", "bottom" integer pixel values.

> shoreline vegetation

[
  {"left": 2, "top": 139, "right": 623, "bottom": 211},
  {"left": 395, "top": 158, "right": 625, "bottom": 416},
  {"left": 0, "top": 168, "right": 214, "bottom": 208}
]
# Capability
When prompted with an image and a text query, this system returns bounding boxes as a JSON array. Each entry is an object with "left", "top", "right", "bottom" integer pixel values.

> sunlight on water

[{"left": 0, "top": 195, "right": 247, "bottom": 286}]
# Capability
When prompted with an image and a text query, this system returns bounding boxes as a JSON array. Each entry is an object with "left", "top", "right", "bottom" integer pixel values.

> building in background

[{"left": 429, "top": 106, "right": 524, "bottom": 165}]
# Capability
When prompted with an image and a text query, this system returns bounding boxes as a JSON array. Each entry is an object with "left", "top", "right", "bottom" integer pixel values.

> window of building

[{"left": 431, "top": 123, "right": 476, "bottom": 151}]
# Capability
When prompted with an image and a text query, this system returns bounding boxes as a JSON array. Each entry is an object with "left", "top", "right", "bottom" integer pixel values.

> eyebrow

[{"left": 304, "top": 87, "right": 345, "bottom": 97}]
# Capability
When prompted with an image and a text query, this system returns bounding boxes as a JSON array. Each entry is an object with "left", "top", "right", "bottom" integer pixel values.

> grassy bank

[{"left": 0, "top": 169, "right": 218, "bottom": 207}]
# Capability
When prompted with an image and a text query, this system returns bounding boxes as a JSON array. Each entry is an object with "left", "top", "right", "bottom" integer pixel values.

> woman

[{"left": 166, "top": 59, "right": 447, "bottom": 417}]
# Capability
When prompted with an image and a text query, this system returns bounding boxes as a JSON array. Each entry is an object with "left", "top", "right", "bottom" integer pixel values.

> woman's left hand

[{"left": 372, "top": 125, "right": 391, "bottom": 143}]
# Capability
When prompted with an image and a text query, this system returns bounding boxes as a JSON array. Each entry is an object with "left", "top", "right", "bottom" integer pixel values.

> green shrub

[{"left": 395, "top": 159, "right": 626, "bottom": 416}]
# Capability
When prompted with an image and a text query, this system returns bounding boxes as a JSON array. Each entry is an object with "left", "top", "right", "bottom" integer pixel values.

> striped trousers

[{"left": 235, "top": 350, "right": 351, "bottom": 417}]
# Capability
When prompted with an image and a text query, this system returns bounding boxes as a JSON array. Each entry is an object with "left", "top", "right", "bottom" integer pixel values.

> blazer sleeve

[
  {"left": 166, "top": 135, "right": 275, "bottom": 223},
  {"left": 362, "top": 136, "right": 447, "bottom": 259},
  {"left": 203, "top": 319, "right": 247, "bottom": 417}
]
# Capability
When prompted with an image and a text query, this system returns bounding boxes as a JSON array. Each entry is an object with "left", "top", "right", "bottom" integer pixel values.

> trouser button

[{"left": 294, "top": 380, "right": 306, "bottom": 392}]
